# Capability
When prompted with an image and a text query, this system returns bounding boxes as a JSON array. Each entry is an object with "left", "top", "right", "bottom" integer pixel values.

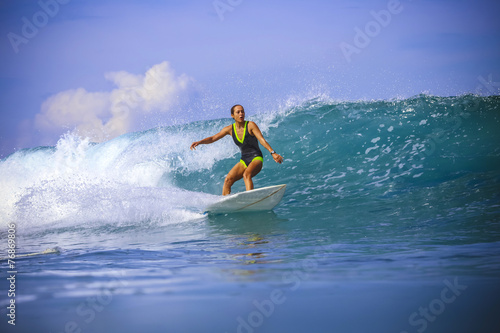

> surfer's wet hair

[{"left": 231, "top": 104, "right": 244, "bottom": 115}]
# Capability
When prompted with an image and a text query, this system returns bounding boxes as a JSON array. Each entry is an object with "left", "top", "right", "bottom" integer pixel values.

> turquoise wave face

[
  {"left": 181, "top": 94, "right": 500, "bottom": 193},
  {"left": 1, "top": 95, "right": 499, "bottom": 234}
]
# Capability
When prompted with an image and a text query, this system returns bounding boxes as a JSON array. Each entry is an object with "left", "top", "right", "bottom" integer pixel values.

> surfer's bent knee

[
  {"left": 224, "top": 174, "right": 236, "bottom": 185},
  {"left": 242, "top": 170, "right": 252, "bottom": 180}
]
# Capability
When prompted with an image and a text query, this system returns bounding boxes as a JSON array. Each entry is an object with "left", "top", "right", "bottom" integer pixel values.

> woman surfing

[{"left": 190, "top": 104, "right": 283, "bottom": 195}]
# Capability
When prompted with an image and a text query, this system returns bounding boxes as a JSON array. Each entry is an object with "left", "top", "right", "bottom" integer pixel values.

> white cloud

[{"left": 35, "top": 61, "right": 193, "bottom": 142}]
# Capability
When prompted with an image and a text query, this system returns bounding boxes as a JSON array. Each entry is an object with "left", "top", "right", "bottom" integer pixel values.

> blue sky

[{"left": 1, "top": 0, "right": 499, "bottom": 157}]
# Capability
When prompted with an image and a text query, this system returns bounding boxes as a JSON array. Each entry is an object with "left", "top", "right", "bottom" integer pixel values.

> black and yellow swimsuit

[{"left": 232, "top": 121, "right": 263, "bottom": 168}]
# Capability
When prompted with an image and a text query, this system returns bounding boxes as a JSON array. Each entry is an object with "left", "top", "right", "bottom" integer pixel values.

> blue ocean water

[{"left": 1, "top": 94, "right": 500, "bottom": 332}]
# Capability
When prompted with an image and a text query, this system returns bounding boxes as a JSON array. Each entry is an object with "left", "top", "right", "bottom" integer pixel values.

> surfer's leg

[
  {"left": 242, "top": 158, "right": 263, "bottom": 191},
  {"left": 223, "top": 162, "right": 245, "bottom": 195}
]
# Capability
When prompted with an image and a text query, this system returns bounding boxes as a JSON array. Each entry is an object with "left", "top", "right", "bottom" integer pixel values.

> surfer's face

[{"left": 232, "top": 106, "right": 245, "bottom": 122}]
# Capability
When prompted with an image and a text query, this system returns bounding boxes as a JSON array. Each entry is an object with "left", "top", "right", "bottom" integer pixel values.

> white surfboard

[{"left": 204, "top": 184, "right": 286, "bottom": 214}]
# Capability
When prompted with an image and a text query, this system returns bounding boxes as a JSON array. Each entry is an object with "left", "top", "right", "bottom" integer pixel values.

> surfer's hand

[
  {"left": 273, "top": 153, "right": 283, "bottom": 164},
  {"left": 190, "top": 141, "right": 199, "bottom": 150}
]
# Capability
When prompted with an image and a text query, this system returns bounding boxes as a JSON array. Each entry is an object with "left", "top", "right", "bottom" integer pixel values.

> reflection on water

[
  {"left": 206, "top": 211, "right": 287, "bottom": 235},
  {"left": 207, "top": 211, "right": 288, "bottom": 277}
]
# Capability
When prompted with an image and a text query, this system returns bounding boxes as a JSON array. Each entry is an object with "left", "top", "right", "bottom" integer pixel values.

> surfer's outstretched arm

[
  {"left": 248, "top": 122, "right": 283, "bottom": 164},
  {"left": 190, "top": 125, "right": 231, "bottom": 150}
]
